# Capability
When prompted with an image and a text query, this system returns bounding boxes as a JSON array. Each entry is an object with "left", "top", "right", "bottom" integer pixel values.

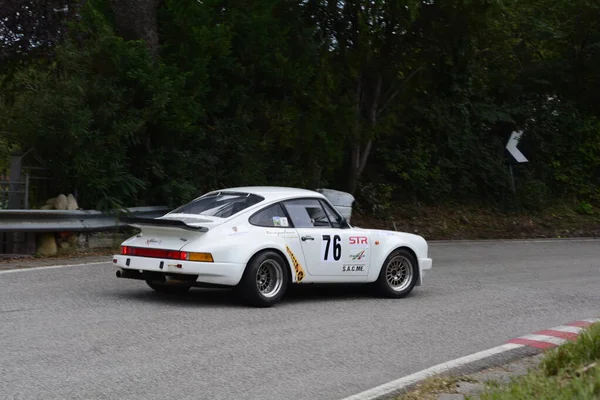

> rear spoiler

[{"left": 121, "top": 217, "right": 209, "bottom": 232}]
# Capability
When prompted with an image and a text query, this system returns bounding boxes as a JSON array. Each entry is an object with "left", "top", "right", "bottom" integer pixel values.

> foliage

[
  {"left": 0, "top": 0, "right": 82, "bottom": 67},
  {"left": 0, "top": 138, "right": 10, "bottom": 172},
  {"left": 1, "top": 0, "right": 600, "bottom": 212},
  {"left": 478, "top": 323, "right": 600, "bottom": 400}
]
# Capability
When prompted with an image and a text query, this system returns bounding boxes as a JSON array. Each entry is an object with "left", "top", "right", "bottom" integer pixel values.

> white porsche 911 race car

[{"left": 113, "top": 186, "right": 432, "bottom": 307}]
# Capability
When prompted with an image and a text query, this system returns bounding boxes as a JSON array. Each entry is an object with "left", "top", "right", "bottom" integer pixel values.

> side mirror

[{"left": 339, "top": 216, "right": 351, "bottom": 229}]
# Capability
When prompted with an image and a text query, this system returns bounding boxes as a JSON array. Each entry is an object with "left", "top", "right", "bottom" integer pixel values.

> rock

[
  {"left": 68, "top": 234, "right": 79, "bottom": 247},
  {"left": 53, "top": 194, "right": 68, "bottom": 210},
  {"left": 59, "top": 241, "right": 70, "bottom": 250},
  {"left": 67, "top": 194, "right": 78, "bottom": 210},
  {"left": 455, "top": 381, "right": 485, "bottom": 395},
  {"left": 40, "top": 205, "right": 53, "bottom": 210},
  {"left": 46, "top": 197, "right": 56, "bottom": 206},
  {"left": 37, "top": 233, "right": 57, "bottom": 256}
]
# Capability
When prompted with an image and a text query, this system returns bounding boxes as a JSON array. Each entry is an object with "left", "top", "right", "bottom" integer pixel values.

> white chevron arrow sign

[{"left": 506, "top": 130, "right": 528, "bottom": 163}]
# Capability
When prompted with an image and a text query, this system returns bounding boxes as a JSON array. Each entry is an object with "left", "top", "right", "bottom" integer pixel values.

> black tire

[
  {"left": 236, "top": 251, "right": 289, "bottom": 307},
  {"left": 374, "top": 248, "right": 418, "bottom": 298},
  {"left": 145, "top": 280, "right": 192, "bottom": 294}
]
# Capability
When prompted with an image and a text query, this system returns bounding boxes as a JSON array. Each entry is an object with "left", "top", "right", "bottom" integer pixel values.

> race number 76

[{"left": 322, "top": 234, "right": 341, "bottom": 261}]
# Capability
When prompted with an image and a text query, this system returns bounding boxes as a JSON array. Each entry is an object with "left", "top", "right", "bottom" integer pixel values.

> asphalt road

[{"left": 1, "top": 239, "right": 599, "bottom": 400}]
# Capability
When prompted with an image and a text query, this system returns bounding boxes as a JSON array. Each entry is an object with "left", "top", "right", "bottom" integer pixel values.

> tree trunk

[
  {"left": 347, "top": 74, "right": 381, "bottom": 194},
  {"left": 109, "top": 0, "right": 160, "bottom": 59},
  {"left": 347, "top": 77, "right": 363, "bottom": 194},
  {"left": 348, "top": 145, "right": 360, "bottom": 194}
]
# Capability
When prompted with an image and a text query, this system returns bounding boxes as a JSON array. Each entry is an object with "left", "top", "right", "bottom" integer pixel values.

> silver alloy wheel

[
  {"left": 256, "top": 259, "right": 284, "bottom": 298},
  {"left": 385, "top": 255, "right": 413, "bottom": 292}
]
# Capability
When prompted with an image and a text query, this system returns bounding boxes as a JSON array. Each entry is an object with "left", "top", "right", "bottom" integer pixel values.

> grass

[
  {"left": 477, "top": 322, "right": 600, "bottom": 400},
  {"left": 393, "top": 323, "right": 600, "bottom": 400},
  {"left": 395, "top": 375, "right": 479, "bottom": 400}
]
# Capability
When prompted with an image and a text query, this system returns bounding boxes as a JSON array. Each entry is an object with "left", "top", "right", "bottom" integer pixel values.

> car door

[{"left": 282, "top": 198, "right": 371, "bottom": 277}]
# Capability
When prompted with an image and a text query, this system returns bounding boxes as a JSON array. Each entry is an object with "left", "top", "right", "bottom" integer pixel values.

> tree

[
  {"left": 109, "top": 0, "right": 161, "bottom": 58},
  {"left": 0, "top": 0, "right": 82, "bottom": 65},
  {"left": 303, "top": 0, "right": 426, "bottom": 193}
]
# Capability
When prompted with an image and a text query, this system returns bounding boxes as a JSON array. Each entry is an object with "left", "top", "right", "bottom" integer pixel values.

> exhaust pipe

[{"left": 116, "top": 269, "right": 145, "bottom": 280}]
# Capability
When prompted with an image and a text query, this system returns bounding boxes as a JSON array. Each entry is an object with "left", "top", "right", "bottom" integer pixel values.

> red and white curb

[
  {"left": 506, "top": 318, "right": 600, "bottom": 349},
  {"left": 340, "top": 317, "right": 600, "bottom": 400}
]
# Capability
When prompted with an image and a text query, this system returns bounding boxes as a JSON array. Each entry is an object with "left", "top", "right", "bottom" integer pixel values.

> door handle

[{"left": 301, "top": 236, "right": 314, "bottom": 241}]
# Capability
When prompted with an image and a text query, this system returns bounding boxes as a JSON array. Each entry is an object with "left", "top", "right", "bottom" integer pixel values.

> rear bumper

[{"left": 112, "top": 255, "right": 246, "bottom": 286}]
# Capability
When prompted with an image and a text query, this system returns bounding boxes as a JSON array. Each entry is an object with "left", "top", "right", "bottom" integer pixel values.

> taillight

[
  {"left": 120, "top": 246, "right": 212, "bottom": 262},
  {"left": 188, "top": 252, "right": 214, "bottom": 262}
]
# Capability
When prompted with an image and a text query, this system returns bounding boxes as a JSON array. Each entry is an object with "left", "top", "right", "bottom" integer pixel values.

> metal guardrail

[{"left": 0, "top": 206, "right": 171, "bottom": 233}]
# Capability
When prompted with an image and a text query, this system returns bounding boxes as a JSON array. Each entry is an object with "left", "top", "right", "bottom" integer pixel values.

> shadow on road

[
  {"left": 111, "top": 287, "right": 243, "bottom": 308},
  {"left": 108, "top": 282, "right": 424, "bottom": 308},
  {"left": 284, "top": 283, "right": 373, "bottom": 302}
]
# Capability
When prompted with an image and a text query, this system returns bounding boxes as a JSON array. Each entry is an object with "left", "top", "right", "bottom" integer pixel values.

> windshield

[{"left": 170, "top": 192, "right": 264, "bottom": 218}]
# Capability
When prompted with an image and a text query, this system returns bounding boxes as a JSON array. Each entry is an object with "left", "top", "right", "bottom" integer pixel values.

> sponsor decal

[
  {"left": 272, "top": 216, "right": 289, "bottom": 227},
  {"left": 342, "top": 264, "right": 365, "bottom": 272},
  {"left": 285, "top": 246, "right": 305, "bottom": 282},
  {"left": 228, "top": 225, "right": 249, "bottom": 236},
  {"left": 349, "top": 249, "right": 366, "bottom": 261},
  {"left": 145, "top": 238, "right": 162, "bottom": 246},
  {"left": 349, "top": 236, "right": 368, "bottom": 245},
  {"left": 266, "top": 230, "right": 297, "bottom": 238}
]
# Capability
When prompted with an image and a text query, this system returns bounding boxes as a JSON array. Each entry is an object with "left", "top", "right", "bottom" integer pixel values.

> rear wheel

[
  {"left": 236, "top": 251, "right": 289, "bottom": 307},
  {"left": 374, "top": 248, "right": 418, "bottom": 298},
  {"left": 145, "top": 280, "right": 192, "bottom": 294}
]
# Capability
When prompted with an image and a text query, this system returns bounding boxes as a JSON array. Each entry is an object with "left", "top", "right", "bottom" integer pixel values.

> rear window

[{"left": 170, "top": 192, "right": 264, "bottom": 218}]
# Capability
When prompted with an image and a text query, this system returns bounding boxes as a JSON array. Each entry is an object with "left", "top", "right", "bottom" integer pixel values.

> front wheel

[
  {"left": 146, "top": 280, "right": 192, "bottom": 294},
  {"left": 374, "top": 248, "right": 418, "bottom": 298},
  {"left": 236, "top": 251, "right": 289, "bottom": 307}
]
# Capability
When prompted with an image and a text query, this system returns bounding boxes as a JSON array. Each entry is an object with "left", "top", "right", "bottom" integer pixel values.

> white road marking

[
  {"left": 518, "top": 334, "right": 568, "bottom": 346},
  {"left": 549, "top": 325, "right": 585, "bottom": 334},
  {"left": 0, "top": 261, "right": 110, "bottom": 274},
  {"left": 339, "top": 343, "right": 523, "bottom": 400},
  {"left": 582, "top": 318, "right": 600, "bottom": 324}
]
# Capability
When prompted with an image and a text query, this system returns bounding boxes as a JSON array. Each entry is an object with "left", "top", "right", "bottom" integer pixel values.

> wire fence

[
  {"left": 0, "top": 172, "right": 30, "bottom": 210},
  {"left": 1, "top": 170, "right": 31, "bottom": 253}
]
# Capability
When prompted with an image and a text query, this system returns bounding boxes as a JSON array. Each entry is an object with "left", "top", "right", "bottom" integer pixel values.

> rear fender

[{"left": 243, "top": 244, "right": 305, "bottom": 284}]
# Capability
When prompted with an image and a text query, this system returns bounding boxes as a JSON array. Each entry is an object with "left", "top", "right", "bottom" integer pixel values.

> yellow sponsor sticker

[{"left": 285, "top": 246, "right": 305, "bottom": 283}]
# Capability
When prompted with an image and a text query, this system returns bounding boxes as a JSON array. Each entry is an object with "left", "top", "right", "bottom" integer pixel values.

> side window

[
  {"left": 320, "top": 200, "right": 342, "bottom": 228},
  {"left": 283, "top": 199, "right": 332, "bottom": 228},
  {"left": 249, "top": 203, "right": 290, "bottom": 227}
]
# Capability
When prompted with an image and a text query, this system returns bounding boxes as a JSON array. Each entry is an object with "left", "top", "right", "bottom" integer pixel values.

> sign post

[{"left": 506, "top": 130, "right": 528, "bottom": 194}]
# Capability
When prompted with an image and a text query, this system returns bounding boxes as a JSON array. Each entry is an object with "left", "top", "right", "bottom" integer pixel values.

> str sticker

[{"left": 349, "top": 236, "right": 368, "bottom": 246}]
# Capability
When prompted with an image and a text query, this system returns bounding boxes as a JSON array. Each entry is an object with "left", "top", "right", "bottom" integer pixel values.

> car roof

[{"left": 211, "top": 186, "right": 326, "bottom": 202}]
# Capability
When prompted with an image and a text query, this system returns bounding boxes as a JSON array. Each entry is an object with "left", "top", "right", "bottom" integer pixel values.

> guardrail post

[
  {"left": 24, "top": 173, "right": 30, "bottom": 209},
  {"left": 7, "top": 155, "right": 23, "bottom": 209}
]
